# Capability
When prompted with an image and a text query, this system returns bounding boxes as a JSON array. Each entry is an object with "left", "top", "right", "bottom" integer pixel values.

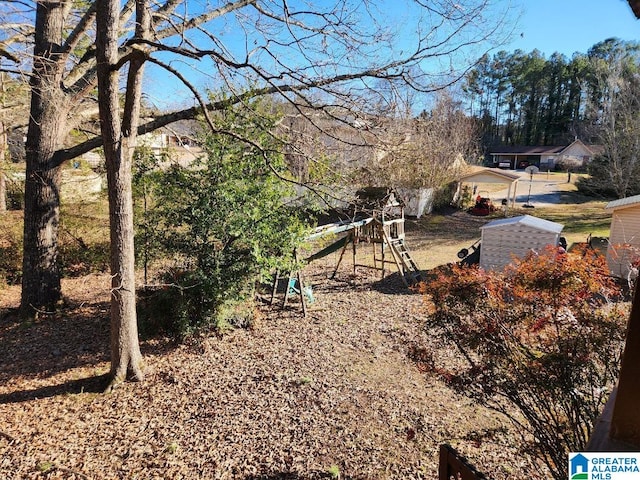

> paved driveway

[{"left": 493, "top": 170, "right": 569, "bottom": 208}]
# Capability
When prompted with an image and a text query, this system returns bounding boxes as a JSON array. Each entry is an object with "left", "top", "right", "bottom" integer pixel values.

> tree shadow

[
  {"left": 559, "top": 190, "right": 613, "bottom": 205},
  {"left": 370, "top": 272, "right": 421, "bottom": 296},
  {"left": 0, "top": 300, "right": 179, "bottom": 400},
  {"left": 244, "top": 471, "right": 363, "bottom": 480},
  {"left": 0, "top": 373, "right": 109, "bottom": 404},
  {"left": 0, "top": 302, "right": 111, "bottom": 382}
]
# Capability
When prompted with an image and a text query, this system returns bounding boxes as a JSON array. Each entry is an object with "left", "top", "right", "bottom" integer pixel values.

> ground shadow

[
  {"left": 0, "top": 300, "right": 179, "bottom": 393},
  {"left": 0, "top": 303, "right": 111, "bottom": 382},
  {"left": 0, "top": 373, "right": 108, "bottom": 404},
  {"left": 516, "top": 190, "right": 562, "bottom": 206},
  {"left": 405, "top": 209, "right": 494, "bottom": 246},
  {"left": 244, "top": 472, "right": 366, "bottom": 480},
  {"left": 370, "top": 272, "right": 420, "bottom": 296},
  {"left": 558, "top": 190, "right": 614, "bottom": 205},
  {"left": 244, "top": 474, "right": 306, "bottom": 480}
]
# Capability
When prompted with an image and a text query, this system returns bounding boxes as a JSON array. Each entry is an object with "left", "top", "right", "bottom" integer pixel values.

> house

[
  {"left": 479, "top": 215, "right": 564, "bottom": 271},
  {"left": 138, "top": 125, "right": 203, "bottom": 167},
  {"left": 604, "top": 194, "right": 640, "bottom": 280},
  {"left": 79, "top": 123, "right": 203, "bottom": 170},
  {"left": 487, "top": 139, "right": 603, "bottom": 171}
]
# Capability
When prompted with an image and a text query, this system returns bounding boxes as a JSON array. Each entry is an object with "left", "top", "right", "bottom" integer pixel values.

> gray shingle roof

[{"left": 480, "top": 214, "right": 564, "bottom": 234}]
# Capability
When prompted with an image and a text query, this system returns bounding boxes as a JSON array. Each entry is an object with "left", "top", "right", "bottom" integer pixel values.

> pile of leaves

[{"left": 1, "top": 265, "right": 547, "bottom": 479}]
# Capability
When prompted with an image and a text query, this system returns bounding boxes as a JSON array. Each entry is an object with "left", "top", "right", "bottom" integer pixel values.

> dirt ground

[{"left": 0, "top": 210, "right": 556, "bottom": 479}]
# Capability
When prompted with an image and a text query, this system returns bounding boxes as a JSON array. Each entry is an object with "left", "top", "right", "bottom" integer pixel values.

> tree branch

[{"left": 154, "top": 0, "right": 256, "bottom": 41}]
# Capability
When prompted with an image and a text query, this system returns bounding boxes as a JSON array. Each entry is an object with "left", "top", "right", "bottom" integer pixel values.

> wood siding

[
  {"left": 480, "top": 225, "right": 559, "bottom": 271},
  {"left": 607, "top": 206, "right": 640, "bottom": 279}
]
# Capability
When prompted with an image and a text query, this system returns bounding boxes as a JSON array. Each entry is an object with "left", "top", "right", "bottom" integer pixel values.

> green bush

[
  {"left": 432, "top": 181, "right": 460, "bottom": 211},
  {"left": 136, "top": 101, "right": 310, "bottom": 338}
]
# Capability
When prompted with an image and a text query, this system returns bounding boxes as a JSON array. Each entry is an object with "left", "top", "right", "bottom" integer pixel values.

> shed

[
  {"left": 604, "top": 195, "right": 640, "bottom": 279},
  {"left": 479, "top": 215, "right": 564, "bottom": 271}
]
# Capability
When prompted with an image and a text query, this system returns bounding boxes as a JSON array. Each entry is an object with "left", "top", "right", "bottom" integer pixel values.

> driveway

[{"left": 493, "top": 170, "right": 569, "bottom": 208}]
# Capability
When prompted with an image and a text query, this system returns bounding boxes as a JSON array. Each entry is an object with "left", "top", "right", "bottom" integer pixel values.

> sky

[
  {"left": 504, "top": 0, "right": 640, "bottom": 57},
  {"left": 144, "top": 0, "right": 640, "bottom": 110}
]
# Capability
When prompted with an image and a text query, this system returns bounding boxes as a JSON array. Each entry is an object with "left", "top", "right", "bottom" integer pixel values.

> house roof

[
  {"left": 489, "top": 145, "right": 567, "bottom": 155},
  {"left": 488, "top": 139, "right": 602, "bottom": 156},
  {"left": 458, "top": 167, "right": 520, "bottom": 183},
  {"left": 481, "top": 214, "right": 564, "bottom": 234},
  {"left": 605, "top": 194, "right": 640, "bottom": 211},
  {"left": 588, "top": 144, "right": 605, "bottom": 155}
]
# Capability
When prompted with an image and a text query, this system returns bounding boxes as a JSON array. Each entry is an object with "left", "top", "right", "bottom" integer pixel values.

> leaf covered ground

[{"left": 1, "top": 206, "right": 600, "bottom": 479}]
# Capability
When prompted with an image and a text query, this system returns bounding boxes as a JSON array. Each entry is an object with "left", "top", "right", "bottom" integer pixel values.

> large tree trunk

[
  {"left": 21, "top": 1, "right": 70, "bottom": 313},
  {"left": 103, "top": 135, "right": 143, "bottom": 389},
  {"left": 96, "top": 0, "right": 144, "bottom": 389}
]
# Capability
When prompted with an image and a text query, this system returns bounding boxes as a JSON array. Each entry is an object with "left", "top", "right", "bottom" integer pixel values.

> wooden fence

[{"left": 438, "top": 444, "right": 488, "bottom": 480}]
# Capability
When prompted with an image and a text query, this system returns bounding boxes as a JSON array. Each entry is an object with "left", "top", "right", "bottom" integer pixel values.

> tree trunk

[
  {"left": 104, "top": 134, "right": 143, "bottom": 389},
  {"left": 96, "top": 0, "right": 144, "bottom": 389},
  {"left": 20, "top": 1, "right": 69, "bottom": 314},
  {"left": 0, "top": 171, "right": 5, "bottom": 213},
  {"left": 0, "top": 120, "right": 6, "bottom": 213}
]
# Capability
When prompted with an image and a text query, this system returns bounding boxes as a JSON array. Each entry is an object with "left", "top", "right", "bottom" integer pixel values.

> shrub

[
  {"left": 0, "top": 212, "right": 23, "bottom": 286},
  {"left": 419, "top": 246, "right": 628, "bottom": 479},
  {"left": 137, "top": 270, "right": 261, "bottom": 339},
  {"left": 136, "top": 101, "right": 310, "bottom": 338}
]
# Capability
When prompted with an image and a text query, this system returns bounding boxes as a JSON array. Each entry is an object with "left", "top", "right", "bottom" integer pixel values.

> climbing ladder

[{"left": 386, "top": 235, "right": 422, "bottom": 286}]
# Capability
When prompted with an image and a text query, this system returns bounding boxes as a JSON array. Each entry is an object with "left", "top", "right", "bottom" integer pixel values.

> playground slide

[
  {"left": 305, "top": 235, "right": 350, "bottom": 263},
  {"left": 306, "top": 217, "right": 372, "bottom": 240}
]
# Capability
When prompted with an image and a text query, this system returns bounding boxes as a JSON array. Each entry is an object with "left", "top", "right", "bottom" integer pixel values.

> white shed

[
  {"left": 605, "top": 195, "right": 640, "bottom": 279},
  {"left": 479, "top": 215, "right": 564, "bottom": 271}
]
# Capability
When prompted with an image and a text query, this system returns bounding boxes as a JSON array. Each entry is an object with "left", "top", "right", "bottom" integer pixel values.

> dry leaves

[{"left": 1, "top": 225, "right": 546, "bottom": 479}]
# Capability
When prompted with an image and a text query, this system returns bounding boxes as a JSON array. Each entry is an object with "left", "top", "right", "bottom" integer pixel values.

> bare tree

[
  {"left": 601, "top": 76, "right": 640, "bottom": 198},
  {"left": 583, "top": 52, "right": 640, "bottom": 198},
  {"left": 1, "top": 0, "right": 511, "bottom": 386},
  {"left": 359, "top": 91, "right": 481, "bottom": 189}
]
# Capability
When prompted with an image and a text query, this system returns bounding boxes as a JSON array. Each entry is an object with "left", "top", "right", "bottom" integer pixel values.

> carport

[{"left": 454, "top": 168, "right": 520, "bottom": 215}]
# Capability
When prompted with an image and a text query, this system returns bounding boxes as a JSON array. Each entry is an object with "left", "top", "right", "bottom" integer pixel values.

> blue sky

[
  {"left": 505, "top": 0, "right": 639, "bottom": 57},
  {"left": 144, "top": 0, "right": 640, "bottom": 110}
]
